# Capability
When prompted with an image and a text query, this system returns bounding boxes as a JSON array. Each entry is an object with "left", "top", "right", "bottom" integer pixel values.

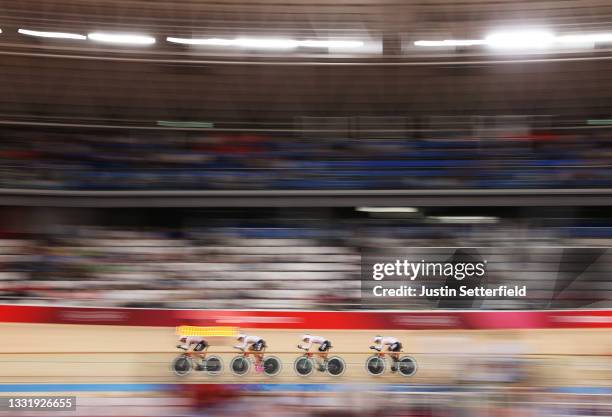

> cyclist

[
  {"left": 177, "top": 335, "right": 208, "bottom": 371},
  {"left": 234, "top": 333, "right": 266, "bottom": 372},
  {"left": 370, "top": 335, "right": 402, "bottom": 372},
  {"left": 298, "top": 334, "right": 332, "bottom": 371}
]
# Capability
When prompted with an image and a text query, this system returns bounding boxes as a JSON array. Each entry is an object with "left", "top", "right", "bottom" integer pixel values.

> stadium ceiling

[
  {"left": 2, "top": 53, "right": 612, "bottom": 125},
  {"left": 1, "top": 0, "right": 612, "bottom": 125},
  {"left": 4, "top": 0, "right": 612, "bottom": 30}
]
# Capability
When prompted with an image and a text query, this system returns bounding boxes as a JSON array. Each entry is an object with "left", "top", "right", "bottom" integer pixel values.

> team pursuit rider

[
  {"left": 298, "top": 334, "right": 332, "bottom": 371},
  {"left": 177, "top": 335, "right": 209, "bottom": 371},
  {"left": 370, "top": 335, "right": 402, "bottom": 372},
  {"left": 234, "top": 333, "right": 267, "bottom": 373}
]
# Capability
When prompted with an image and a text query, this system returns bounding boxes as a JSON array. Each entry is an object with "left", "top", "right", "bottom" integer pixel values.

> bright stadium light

[
  {"left": 235, "top": 38, "right": 298, "bottom": 49},
  {"left": 414, "top": 39, "right": 485, "bottom": 47},
  {"left": 556, "top": 33, "right": 612, "bottom": 45},
  {"left": 356, "top": 207, "right": 419, "bottom": 213},
  {"left": 88, "top": 32, "right": 156, "bottom": 45},
  {"left": 298, "top": 40, "right": 364, "bottom": 48},
  {"left": 485, "top": 30, "right": 555, "bottom": 49},
  {"left": 428, "top": 216, "right": 499, "bottom": 223},
  {"left": 166, "top": 37, "right": 364, "bottom": 49},
  {"left": 414, "top": 31, "right": 612, "bottom": 50},
  {"left": 18, "top": 29, "right": 86, "bottom": 40},
  {"left": 167, "top": 37, "right": 297, "bottom": 48},
  {"left": 166, "top": 37, "right": 235, "bottom": 46}
]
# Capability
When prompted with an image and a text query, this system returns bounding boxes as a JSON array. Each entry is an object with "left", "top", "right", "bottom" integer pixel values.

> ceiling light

[
  {"left": 414, "top": 39, "right": 485, "bottom": 47},
  {"left": 166, "top": 37, "right": 364, "bottom": 49},
  {"left": 415, "top": 31, "right": 612, "bottom": 51},
  {"left": 166, "top": 37, "right": 234, "bottom": 46},
  {"left": 356, "top": 207, "right": 419, "bottom": 213},
  {"left": 556, "top": 33, "right": 612, "bottom": 45},
  {"left": 428, "top": 216, "right": 499, "bottom": 223},
  {"left": 88, "top": 32, "right": 156, "bottom": 45},
  {"left": 299, "top": 40, "right": 364, "bottom": 48},
  {"left": 18, "top": 29, "right": 86, "bottom": 40},
  {"left": 234, "top": 38, "right": 298, "bottom": 49},
  {"left": 484, "top": 30, "right": 555, "bottom": 49},
  {"left": 168, "top": 37, "right": 297, "bottom": 49}
]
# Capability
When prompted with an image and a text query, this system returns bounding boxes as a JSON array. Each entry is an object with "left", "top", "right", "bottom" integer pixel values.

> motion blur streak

[
  {"left": 87, "top": 33, "right": 156, "bottom": 45},
  {"left": 3, "top": 0, "right": 612, "bottom": 415},
  {"left": 166, "top": 37, "right": 365, "bottom": 49},
  {"left": 18, "top": 29, "right": 86, "bottom": 40}
]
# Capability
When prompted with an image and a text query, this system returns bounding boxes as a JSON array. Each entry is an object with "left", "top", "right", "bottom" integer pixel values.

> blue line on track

[
  {"left": 235, "top": 384, "right": 456, "bottom": 392},
  {"left": 0, "top": 383, "right": 451, "bottom": 393},
  {"left": 548, "top": 387, "right": 612, "bottom": 395},
  {"left": 1, "top": 383, "right": 609, "bottom": 395}
]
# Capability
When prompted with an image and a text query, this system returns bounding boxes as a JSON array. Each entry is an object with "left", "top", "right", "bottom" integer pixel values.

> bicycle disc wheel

[
  {"left": 365, "top": 355, "right": 385, "bottom": 376},
  {"left": 172, "top": 355, "right": 193, "bottom": 377},
  {"left": 230, "top": 356, "right": 250, "bottom": 376},
  {"left": 326, "top": 356, "right": 346, "bottom": 377},
  {"left": 398, "top": 356, "right": 417, "bottom": 377},
  {"left": 294, "top": 356, "right": 314, "bottom": 376},
  {"left": 263, "top": 356, "right": 282, "bottom": 377},
  {"left": 204, "top": 355, "right": 223, "bottom": 376}
]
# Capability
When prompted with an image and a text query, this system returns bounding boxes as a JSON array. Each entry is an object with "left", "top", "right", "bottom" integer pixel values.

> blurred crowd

[
  {"left": 20, "top": 386, "right": 612, "bottom": 417},
  {"left": 1, "top": 215, "right": 612, "bottom": 309},
  {"left": 194, "top": 390, "right": 612, "bottom": 417},
  {"left": 152, "top": 386, "right": 612, "bottom": 417},
  {"left": 1, "top": 129, "right": 612, "bottom": 190}
]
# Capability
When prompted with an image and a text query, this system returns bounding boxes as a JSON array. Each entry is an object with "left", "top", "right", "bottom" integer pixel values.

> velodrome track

[{"left": 1, "top": 323, "right": 612, "bottom": 388}]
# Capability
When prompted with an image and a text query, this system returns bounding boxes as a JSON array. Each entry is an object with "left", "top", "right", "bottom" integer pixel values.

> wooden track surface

[{"left": 1, "top": 323, "right": 611, "bottom": 386}]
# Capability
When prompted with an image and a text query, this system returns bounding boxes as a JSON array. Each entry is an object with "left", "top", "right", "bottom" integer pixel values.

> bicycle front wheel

[
  {"left": 172, "top": 354, "right": 193, "bottom": 377},
  {"left": 398, "top": 356, "right": 417, "bottom": 377},
  {"left": 326, "top": 356, "right": 346, "bottom": 377}
]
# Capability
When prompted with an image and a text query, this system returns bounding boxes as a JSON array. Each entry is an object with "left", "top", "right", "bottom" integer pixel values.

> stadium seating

[
  {"left": 1, "top": 220, "right": 612, "bottom": 309},
  {"left": 0, "top": 131, "right": 610, "bottom": 190}
]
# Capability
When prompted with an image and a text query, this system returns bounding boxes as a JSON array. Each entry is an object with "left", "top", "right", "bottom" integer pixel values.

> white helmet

[
  {"left": 237, "top": 333, "right": 246, "bottom": 341},
  {"left": 373, "top": 335, "right": 382, "bottom": 343},
  {"left": 301, "top": 334, "right": 311, "bottom": 341}
]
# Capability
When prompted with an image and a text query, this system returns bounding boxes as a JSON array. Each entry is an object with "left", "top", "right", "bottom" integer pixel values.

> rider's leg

[
  {"left": 255, "top": 346, "right": 264, "bottom": 366},
  {"left": 313, "top": 353, "right": 323, "bottom": 371},
  {"left": 389, "top": 350, "right": 399, "bottom": 371},
  {"left": 317, "top": 345, "right": 330, "bottom": 371},
  {"left": 317, "top": 351, "right": 329, "bottom": 366},
  {"left": 197, "top": 346, "right": 208, "bottom": 366},
  {"left": 390, "top": 341, "right": 403, "bottom": 372},
  {"left": 193, "top": 344, "right": 207, "bottom": 371},
  {"left": 247, "top": 347, "right": 257, "bottom": 365}
]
